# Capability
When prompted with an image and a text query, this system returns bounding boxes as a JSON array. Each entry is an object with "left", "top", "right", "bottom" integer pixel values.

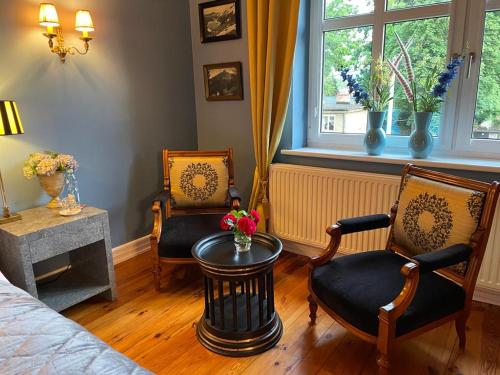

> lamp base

[{"left": 0, "top": 212, "right": 22, "bottom": 225}]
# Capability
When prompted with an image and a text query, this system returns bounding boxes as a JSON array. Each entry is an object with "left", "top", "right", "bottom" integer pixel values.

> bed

[{"left": 0, "top": 271, "right": 151, "bottom": 374}]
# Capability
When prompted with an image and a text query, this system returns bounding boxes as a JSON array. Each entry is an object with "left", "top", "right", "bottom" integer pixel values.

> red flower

[
  {"left": 237, "top": 216, "right": 257, "bottom": 237},
  {"left": 250, "top": 209, "right": 260, "bottom": 224},
  {"left": 220, "top": 214, "right": 236, "bottom": 231}
]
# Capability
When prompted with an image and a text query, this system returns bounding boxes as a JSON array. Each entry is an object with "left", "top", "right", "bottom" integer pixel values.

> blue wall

[
  {"left": 189, "top": 0, "right": 255, "bottom": 206},
  {"left": 0, "top": 0, "right": 198, "bottom": 247}
]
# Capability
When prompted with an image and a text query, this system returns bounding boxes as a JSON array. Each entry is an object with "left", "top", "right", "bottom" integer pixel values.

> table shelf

[{"left": 37, "top": 268, "right": 112, "bottom": 312}]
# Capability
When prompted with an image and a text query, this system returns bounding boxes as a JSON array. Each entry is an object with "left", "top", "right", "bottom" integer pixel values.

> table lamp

[{"left": 0, "top": 100, "right": 25, "bottom": 224}]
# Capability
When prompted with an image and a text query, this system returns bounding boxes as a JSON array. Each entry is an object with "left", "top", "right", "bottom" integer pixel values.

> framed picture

[
  {"left": 199, "top": 0, "right": 241, "bottom": 43},
  {"left": 203, "top": 62, "right": 243, "bottom": 101}
]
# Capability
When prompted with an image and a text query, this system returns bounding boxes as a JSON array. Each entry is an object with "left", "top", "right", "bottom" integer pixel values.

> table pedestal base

[
  {"left": 192, "top": 232, "right": 283, "bottom": 357},
  {"left": 197, "top": 313, "right": 282, "bottom": 357}
]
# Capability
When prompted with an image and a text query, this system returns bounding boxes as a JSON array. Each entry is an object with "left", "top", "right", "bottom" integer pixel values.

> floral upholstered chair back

[
  {"left": 391, "top": 173, "right": 486, "bottom": 278},
  {"left": 164, "top": 150, "right": 232, "bottom": 210}
]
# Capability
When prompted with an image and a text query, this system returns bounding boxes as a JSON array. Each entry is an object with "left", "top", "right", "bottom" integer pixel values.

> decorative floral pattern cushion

[
  {"left": 393, "top": 175, "right": 485, "bottom": 276},
  {"left": 169, "top": 156, "right": 229, "bottom": 208}
]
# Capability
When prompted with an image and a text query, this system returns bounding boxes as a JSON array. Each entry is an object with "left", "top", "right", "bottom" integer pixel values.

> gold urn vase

[{"left": 38, "top": 172, "right": 65, "bottom": 208}]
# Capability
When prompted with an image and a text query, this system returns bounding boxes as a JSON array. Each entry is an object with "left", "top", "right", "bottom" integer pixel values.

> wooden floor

[{"left": 64, "top": 251, "right": 500, "bottom": 375}]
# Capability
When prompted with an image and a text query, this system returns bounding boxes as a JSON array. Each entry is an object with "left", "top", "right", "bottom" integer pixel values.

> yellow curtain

[{"left": 247, "top": 0, "right": 300, "bottom": 232}]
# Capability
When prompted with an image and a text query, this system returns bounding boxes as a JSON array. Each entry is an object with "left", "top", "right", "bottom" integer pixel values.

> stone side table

[{"left": 0, "top": 206, "right": 116, "bottom": 312}]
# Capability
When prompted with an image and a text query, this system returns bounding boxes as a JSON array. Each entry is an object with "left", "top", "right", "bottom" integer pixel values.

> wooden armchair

[
  {"left": 150, "top": 148, "right": 241, "bottom": 291},
  {"left": 307, "top": 164, "right": 499, "bottom": 375}
]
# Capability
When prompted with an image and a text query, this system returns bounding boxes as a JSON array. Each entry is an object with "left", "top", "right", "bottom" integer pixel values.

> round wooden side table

[{"left": 192, "top": 232, "right": 283, "bottom": 357}]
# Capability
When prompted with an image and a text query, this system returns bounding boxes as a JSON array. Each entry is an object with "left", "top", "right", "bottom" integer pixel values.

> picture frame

[
  {"left": 198, "top": 0, "right": 241, "bottom": 43},
  {"left": 203, "top": 62, "right": 243, "bottom": 101}
]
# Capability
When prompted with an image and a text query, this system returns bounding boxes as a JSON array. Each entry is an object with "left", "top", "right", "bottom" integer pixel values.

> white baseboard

[
  {"left": 278, "top": 236, "right": 500, "bottom": 307},
  {"left": 112, "top": 235, "right": 151, "bottom": 265},
  {"left": 473, "top": 284, "right": 500, "bottom": 306},
  {"left": 280, "top": 238, "right": 322, "bottom": 258}
]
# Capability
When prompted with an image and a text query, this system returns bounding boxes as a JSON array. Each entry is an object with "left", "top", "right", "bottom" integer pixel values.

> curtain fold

[{"left": 247, "top": 0, "right": 300, "bottom": 231}]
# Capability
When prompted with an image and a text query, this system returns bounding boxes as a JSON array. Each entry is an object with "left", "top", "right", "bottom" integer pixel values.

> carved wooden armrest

[
  {"left": 309, "top": 214, "right": 392, "bottom": 268},
  {"left": 229, "top": 186, "right": 241, "bottom": 210},
  {"left": 309, "top": 224, "right": 342, "bottom": 267},
  {"left": 151, "top": 201, "right": 162, "bottom": 244},
  {"left": 151, "top": 189, "right": 169, "bottom": 244},
  {"left": 379, "top": 262, "right": 420, "bottom": 324}
]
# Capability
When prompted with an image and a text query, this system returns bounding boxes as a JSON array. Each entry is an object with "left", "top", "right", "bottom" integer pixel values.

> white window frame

[
  {"left": 453, "top": 0, "right": 500, "bottom": 157},
  {"left": 307, "top": 0, "right": 500, "bottom": 158}
]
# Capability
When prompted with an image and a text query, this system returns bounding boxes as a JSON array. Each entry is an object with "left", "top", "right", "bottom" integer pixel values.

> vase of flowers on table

[
  {"left": 341, "top": 59, "right": 393, "bottom": 156},
  {"left": 220, "top": 209, "right": 260, "bottom": 253},
  {"left": 23, "top": 151, "right": 79, "bottom": 208},
  {"left": 388, "top": 33, "right": 464, "bottom": 158}
]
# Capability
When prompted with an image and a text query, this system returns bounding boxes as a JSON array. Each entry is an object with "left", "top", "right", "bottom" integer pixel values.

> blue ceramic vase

[
  {"left": 364, "top": 111, "right": 387, "bottom": 156},
  {"left": 409, "top": 112, "right": 434, "bottom": 159}
]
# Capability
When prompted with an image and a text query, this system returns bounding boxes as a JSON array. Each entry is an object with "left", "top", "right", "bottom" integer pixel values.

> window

[
  {"left": 322, "top": 26, "right": 373, "bottom": 135},
  {"left": 308, "top": 0, "right": 500, "bottom": 158},
  {"left": 384, "top": 17, "right": 449, "bottom": 137},
  {"left": 473, "top": 11, "right": 499, "bottom": 141}
]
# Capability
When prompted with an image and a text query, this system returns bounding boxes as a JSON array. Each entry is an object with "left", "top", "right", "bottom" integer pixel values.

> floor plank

[{"left": 63, "top": 250, "right": 500, "bottom": 375}]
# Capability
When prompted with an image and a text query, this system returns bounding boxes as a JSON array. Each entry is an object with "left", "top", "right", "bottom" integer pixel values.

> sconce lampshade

[
  {"left": 75, "top": 10, "right": 94, "bottom": 32},
  {"left": 0, "top": 101, "right": 24, "bottom": 136},
  {"left": 39, "top": 3, "right": 60, "bottom": 27}
]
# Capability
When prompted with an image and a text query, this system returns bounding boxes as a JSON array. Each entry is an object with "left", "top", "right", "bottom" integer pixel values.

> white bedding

[{"left": 0, "top": 271, "right": 151, "bottom": 374}]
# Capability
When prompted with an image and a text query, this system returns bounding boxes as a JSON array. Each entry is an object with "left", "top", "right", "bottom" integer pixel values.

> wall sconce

[{"left": 39, "top": 3, "right": 95, "bottom": 63}]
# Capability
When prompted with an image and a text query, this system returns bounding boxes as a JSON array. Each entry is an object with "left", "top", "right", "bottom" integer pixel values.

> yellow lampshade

[
  {"left": 39, "top": 3, "right": 59, "bottom": 27},
  {"left": 0, "top": 101, "right": 24, "bottom": 136},
  {"left": 75, "top": 10, "right": 94, "bottom": 32}
]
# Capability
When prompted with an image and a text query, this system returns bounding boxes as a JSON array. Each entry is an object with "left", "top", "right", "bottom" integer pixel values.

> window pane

[
  {"left": 384, "top": 17, "right": 449, "bottom": 136},
  {"left": 325, "top": 0, "right": 374, "bottom": 19},
  {"left": 472, "top": 11, "right": 500, "bottom": 140},
  {"left": 322, "top": 27, "right": 373, "bottom": 134},
  {"left": 386, "top": 0, "right": 449, "bottom": 11}
]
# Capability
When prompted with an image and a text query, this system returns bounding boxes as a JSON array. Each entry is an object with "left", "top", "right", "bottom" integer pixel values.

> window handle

[{"left": 466, "top": 52, "right": 476, "bottom": 79}]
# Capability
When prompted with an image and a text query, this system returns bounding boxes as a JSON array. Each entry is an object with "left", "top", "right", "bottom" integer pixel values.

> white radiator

[{"left": 269, "top": 163, "right": 500, "bottom": 305}]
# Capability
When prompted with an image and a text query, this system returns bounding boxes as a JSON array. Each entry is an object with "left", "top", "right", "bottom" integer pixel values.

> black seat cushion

[
  {"left": 311, "top": 250, "right": 465, "bottom": 337},
  {"left": 159, "top": 214, "right": 224, "bottom": 258}
]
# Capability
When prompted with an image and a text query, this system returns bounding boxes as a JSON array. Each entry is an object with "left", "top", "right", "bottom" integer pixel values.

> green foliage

[
  {"left": 322, "top": 1, "right": 499, "bottom": 135},
  {"left": 323, "top": 0, "right": 372, "bottom": 98},
  {"left": 324, "top": 0, "right": 373, "bottom": 19},
  {"left": 384, "top": 17, "right": 449, "bottom": 133},
  {"left": 230, "top": 209, "right": 248, "bottom": 219},
  {"left": 323, "top": 27, "right": 372, "bottom": 98},
  {"left": 416, "top": 65, "right": 442, "bottom": 113},
  {"left": 474, "top": 11, "right": 500, "bottom": 129},
  {"left": 386, "top": 0, "right": 449, "bottom": 10},
  {"left": 359, "top": 59, "right": 393, "bottom": 111}
]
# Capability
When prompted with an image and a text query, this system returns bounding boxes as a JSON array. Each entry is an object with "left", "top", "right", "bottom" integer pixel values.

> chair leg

[
  {"left": 377, "top": 349, "right": 392, "bottom": 375},
  {"left": 153, "top": 263, "right": 161, "bottom": 292},
  {"left": 308, "top": 294, "right": 318, "bottom": 326},
  {"left": 455, "top": 314, "right": 467, "bottom": 350}
]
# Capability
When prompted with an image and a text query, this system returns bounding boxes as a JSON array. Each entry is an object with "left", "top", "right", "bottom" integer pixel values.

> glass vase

[
  {"left": 60, "top": 172, "right": 82, "bottom": 216},
  {"left": 234, "top": 231, "right": 252, "bottom": 253}
]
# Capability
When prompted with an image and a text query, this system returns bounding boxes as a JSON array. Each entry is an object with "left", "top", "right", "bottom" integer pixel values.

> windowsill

[{"left": 280, "top": 148, "right": 500, "bottom": 173}]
